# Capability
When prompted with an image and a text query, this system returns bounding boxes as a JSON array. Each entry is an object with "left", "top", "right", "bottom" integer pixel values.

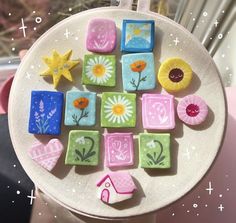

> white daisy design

[
  {"left": 104, "top": 95, "right": 133, "bottom": 124},
  {"left": 85, "top": 56, "right": 113, "bottom": 84}
]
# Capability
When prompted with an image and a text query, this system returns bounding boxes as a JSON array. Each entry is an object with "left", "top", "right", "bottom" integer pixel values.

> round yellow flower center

[
  {"left": 133, "top": 29, "right": 141, "bottom": 35},
  {"left": 112, "top": 104, "right": 125, "bottom": 116},
  {"left": 92, "top": 64, "right": 106, "bottom": 77}
]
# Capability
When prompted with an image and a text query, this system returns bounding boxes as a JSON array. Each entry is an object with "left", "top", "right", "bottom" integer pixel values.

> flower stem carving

[
  {"left": 130, "top": 60, "right": 147, "bottom": 91},
  {"left": 75, "top": 136, "right": 96, "bottom": 162},
  {"left": 146, "top": 140, "right": 165, "bottom": 166}
]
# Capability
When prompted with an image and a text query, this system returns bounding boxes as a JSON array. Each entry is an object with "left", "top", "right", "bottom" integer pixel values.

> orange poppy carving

[
  {"left": 130, "top": 60, "right": 147, "bottom": 73},
  {"left": 73, "top": 97, "right": 89, "bottom": 109},
  {"left": 129, "top": 60, "right": 147, "bottom": 91},
  {"left": 72, "top": 97, "right": 89, "bottom": 126}
]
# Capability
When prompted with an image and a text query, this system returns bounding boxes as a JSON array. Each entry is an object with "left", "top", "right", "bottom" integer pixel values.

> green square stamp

[
  {"left": 101, "top": 92, "right": 136, "bottom": 128},
  {"left": 139, "top": 133, "right": 171, "bottom": 168},
  {"left": 65, "top": 130, "right": 100, "bottom": 166},
  {"left": 82, "top": 54, "right": 116, "bottom": 87}
]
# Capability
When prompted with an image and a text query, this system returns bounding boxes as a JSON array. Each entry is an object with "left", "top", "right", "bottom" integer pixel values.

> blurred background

[{"left": 0, "top": 0, "right": 235, "bottom": 86}]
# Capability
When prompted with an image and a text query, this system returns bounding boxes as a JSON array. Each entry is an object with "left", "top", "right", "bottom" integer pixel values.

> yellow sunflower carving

[{"left": 157, "top": 58, "right": 192, "bottom": 92}]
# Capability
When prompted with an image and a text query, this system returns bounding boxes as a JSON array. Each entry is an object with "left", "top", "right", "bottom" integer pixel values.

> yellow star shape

[{"left": 41, "top": 50, "right": 79, "bottom": 88}]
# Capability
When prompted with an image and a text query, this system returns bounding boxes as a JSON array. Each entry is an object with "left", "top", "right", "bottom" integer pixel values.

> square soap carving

[
  {"left": 104, "top": 133, "right": 134, "bottom": 167},
  {"left": 65, "top": 130, "right": 100, "bottom": 166},
  {"left": 121, "top": 20, "right": 155, "bottom": 52},
  {"left": 82, "top": 54, "right": 116, "bottom": 87},
  {"left": 122, "top": 53, "right": 156, "bottom": 91},
  {"left": 65, "top": 91, "right": 96, "bottom": 126},
  {"left": 142, "top": 94, "right": 175, "bottom": 130},
  {"left": 101, "top": 92, "right": 136, "bottom": 128},
  {"left": 86, "top": 18, "right": 117, "bottom": 53},
  {"left": 139, "top": 133, "right": 171, "bottom": 168},
  {"left": 28, "top": 91, "right": 63, "bottom": 135}
]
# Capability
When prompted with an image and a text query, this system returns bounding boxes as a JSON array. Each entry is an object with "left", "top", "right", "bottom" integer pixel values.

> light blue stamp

[
  {"left": 121, "top": 53, "right": 156, "bottom": 91},
  {"left": 65, "top": 91, "right": 96, "bottom": 126}
]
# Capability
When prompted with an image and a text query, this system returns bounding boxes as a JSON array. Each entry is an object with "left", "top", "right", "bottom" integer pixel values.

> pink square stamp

[
  {"left": 104, "top": 133, "right": 134, "bottom": 167},
  {"left": 86, "top": 18, "right": 117, "bottom": 53},
  {"left": 142, "top": 94, "right": 175, "bottom": 130}
]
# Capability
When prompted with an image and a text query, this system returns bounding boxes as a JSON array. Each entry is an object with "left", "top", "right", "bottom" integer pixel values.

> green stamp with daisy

[
  {"left": 82, "top": 54, "right": 116, "bottom": 87},
  {"left": 101, "top": 92, "right": 136, "bottom": 128}
]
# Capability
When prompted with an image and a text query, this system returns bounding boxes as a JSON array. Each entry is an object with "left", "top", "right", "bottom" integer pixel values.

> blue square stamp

[
  {"left": 121, "top": 20, "right": 155, "bottom": 52},
  {"left": 121, "top": 53, "right": 156, "bottom": 91},
  {"left": 28, "top": 91, "right": 64, "bottom": 135},
  {"left": 65, "top": 91, "right": 96, "bottom": 126}
]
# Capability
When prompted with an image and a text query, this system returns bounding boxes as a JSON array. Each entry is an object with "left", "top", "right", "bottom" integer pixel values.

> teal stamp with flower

[
  {"left": 139, "top": 133, "right": 171, "bottom": 168},
  {"left": 64, "top": 91, "right": 96, "bottom": 126},
  {"left": 101, "top": 92, "right": 136, "bottom": 128},
  {"left": 65, "top": 130, "right": 100, "bottom": 166},
  {"left": 82, "top": 54, "right": 116, "bottom": 87}
]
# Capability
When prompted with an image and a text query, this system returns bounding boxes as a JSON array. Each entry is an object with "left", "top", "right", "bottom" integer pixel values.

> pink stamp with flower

[
  {"left": 104, "top": 133, "right": 134, "bottom": 167},
  {"left": 86, "top": 18, "right": 117, "bottom": 53},
  {"left": 142, "top": 94, "right": 175, "bottom": 130}
]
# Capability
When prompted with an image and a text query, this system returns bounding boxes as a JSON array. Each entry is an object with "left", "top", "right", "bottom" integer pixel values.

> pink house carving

[{"left": 97, "top": 172, "right": 136, "bottom": 204}]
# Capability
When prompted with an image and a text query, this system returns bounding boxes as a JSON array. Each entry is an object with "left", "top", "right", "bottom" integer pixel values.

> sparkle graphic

[
  {"left": 19, "top": 18, "right": 27, "bottom": 37},
  {"left": 27, "top": 190, "right": 36, "bottom": 205},
  {"left": 64, "top": 28, "right": 70, "bottom": 39},
  {"left": 183, "top": 148, "right": 190, "bottom": 160},
  {"left": 173, "top": 37, "right": 180, "bottom": 46},
  {"left": 218, "top": 204, "right": 224, "bottom": 212},
  {"left": 206, "top": 181, "right": 214, "bottom": 195},
  {"left": 26, "top": 72, "right": 31, "bottom": 79},
  {"left": 214, "top": 20, "right": 219, "bottom": 27}
]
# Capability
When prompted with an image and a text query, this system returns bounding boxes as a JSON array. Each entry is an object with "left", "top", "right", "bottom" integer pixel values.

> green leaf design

[
  {"left": 146, "top": 140, "right": 165, "bottom": 166},
  {"left": 75, "top": 136, "right": 96, "bottom": 162}
]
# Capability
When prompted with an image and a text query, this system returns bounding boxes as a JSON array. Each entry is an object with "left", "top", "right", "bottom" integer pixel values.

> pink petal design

[
  {"left": 177, "top": 95, "right": 208, "bottom": 125},
  {"left": 28, "top": 139, "right": 63, "bottom": 171}
]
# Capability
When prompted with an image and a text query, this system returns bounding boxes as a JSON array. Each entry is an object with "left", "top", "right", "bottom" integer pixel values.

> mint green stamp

[
  {"left": 101, "top": 92, "right": 136, "bottom": 128},
  {"left": 139, "top": 133, "right": 171, "bottom": 168},
  {"left": 65, "top": 130, "right": 100, "bottom": 166},
  {"left": 82, "top": 54, "right": 116, "bottom": 87}
]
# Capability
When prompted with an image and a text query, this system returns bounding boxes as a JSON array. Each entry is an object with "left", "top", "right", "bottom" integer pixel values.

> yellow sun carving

[
  {"left": 133, "top": 28, "right": 141, "bottom": 35},
  {"left": 41, "top": 50, "right": 79, "bottom": 88}
]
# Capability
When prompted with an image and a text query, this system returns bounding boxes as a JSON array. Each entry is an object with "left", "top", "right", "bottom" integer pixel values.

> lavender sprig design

[{"left": 34, "top": 100, "right": 56, "bottom": 134}]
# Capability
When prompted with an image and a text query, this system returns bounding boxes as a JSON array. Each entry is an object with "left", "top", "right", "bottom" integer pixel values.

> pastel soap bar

[
  {"left": 28, "top": 91, "right": 63, "bottom": 135},
  {"left": 139, "top": 133, "right": 171, "bottom": 169},
  {"left": 65, "top": 91, "right": 96, "bottom": 126},
  {"left": 97, "top": 172, "right": 136, "bottom": 204},
  {"left": 101, "top": 92, "right": 136, "bottom": 128},
  {"left": 142, "top": 94, "right": 175, "bottom": 130},
  {"left": 28, "top": 139, "right": 64, "bottom": 171},
  {"left": 86, "top": 18, "right": 117, "bottom": 53},
  {"left": 158, "top": 58, "right": 192, "bottom": 92},
  {"left": 121, "top": 20, "right": 155, "bottom": 52},
  {"left": 65, "top": 130, "right": 100, "bottom": 166},
  {"left": 104, "top": 133, "right": 134, "bottom": 167},
  {"left": 82, "top": 54, "right": 116, "bottom": 87},
  {"left": 177, "top": 95, "right": 208, "bottom": 125},
  {"left": 122, "top": 53, "right": 156, "bottom": 91}
]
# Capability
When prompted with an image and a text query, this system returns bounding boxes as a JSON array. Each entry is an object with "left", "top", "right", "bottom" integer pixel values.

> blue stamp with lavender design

[
  {"left": 64, "top": 91, "right": 96, "bottom": 126},
  {"left": 28, "top": 91, "right": 64, "bottom": 135},
  {"left": 121, "top": 20, "right": 155, "bottom": 52}
]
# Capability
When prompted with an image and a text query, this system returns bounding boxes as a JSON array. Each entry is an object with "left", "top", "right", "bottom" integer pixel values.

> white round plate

[{"left": 8, "top": 4, "right": 226, "bottom": 220}]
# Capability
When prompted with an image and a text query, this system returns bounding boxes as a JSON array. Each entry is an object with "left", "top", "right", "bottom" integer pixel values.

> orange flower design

[
  {"left": 130, "top": 60, "right": 147, "bottom": 73},
  {"left": 73, "top": 97, "right": 89, "bottom": 109}
]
